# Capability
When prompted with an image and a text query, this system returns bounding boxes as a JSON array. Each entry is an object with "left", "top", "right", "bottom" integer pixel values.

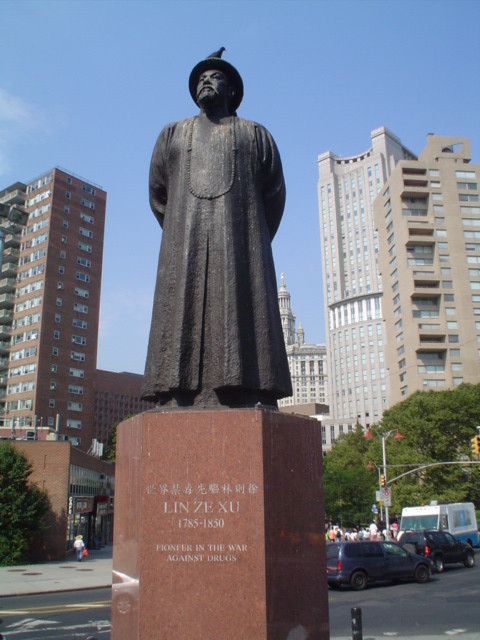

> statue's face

[{"left": 196, "top": 69, "right": 231, "bottom": 110}]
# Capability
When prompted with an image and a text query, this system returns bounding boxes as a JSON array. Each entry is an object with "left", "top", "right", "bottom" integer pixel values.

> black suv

[
  {"left": 326, "top": 540, "right": 431, "bottom": 590},
  {"left": 397, "top": 530, "right": 475, "bottom": 573}
]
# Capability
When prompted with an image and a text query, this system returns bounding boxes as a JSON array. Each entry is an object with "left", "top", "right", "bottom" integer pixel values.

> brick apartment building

[
  {"left": 0, "top": 169, "right": 106, "bottom": 450},
  {"left": 10, "top": 440, "right": 114, "bottom": 560},
  {"left": 94, "top": 369, "right": 154, "bottom": 447}
]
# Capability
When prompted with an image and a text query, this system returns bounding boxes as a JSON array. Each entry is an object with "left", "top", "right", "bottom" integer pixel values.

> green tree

[
  {"left": 323, "top": 385, "right": 480, "bottom": 523},
  {"left": 0, "top": 443, "right": 49, "bottom": 566},
  {"left": 323, "top": 425, "right": 376, "bottom": 526},
  {"left": 102, "top": 417, "right": 133, "bottom": 462},
  {"left": 102, "top": 421, "right": 118, "bottom": 462},
  {"left": 373, "top": 384, "right": 480, "bottom": 512}
]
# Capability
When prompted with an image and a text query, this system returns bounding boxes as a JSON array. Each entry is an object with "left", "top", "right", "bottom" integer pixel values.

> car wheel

[
  {"left": 433, "top": 555, "right": 444, "bottom": 572},
  {"left": 350, "top": 570, "right": 367, "bottom": 590},
  {"left": 464, "top": 552, "right": 475, "bottom": 568},
  {"left": 414, "top": 564, "right": 430, "bottom": 584}
]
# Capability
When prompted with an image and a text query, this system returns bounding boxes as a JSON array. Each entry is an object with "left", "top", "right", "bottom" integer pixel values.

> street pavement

[
  {"left": 0, "top": 545, "right": 112, "bottom": 597},
  {"left": 2, "top": 547, "right": 479, "bottom": 640}
]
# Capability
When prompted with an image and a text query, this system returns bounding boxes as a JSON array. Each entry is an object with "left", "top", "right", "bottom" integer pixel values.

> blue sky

[{"left": 1, "top": 0, "right": 479, "bottom": 374}]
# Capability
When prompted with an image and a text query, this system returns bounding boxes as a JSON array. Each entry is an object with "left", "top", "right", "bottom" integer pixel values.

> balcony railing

[
  {"left": 0, "top": 279, "right": 16, "bottom": 293},
  {"left": 0, "top": 293, "right": 14, "bottom": 308}
]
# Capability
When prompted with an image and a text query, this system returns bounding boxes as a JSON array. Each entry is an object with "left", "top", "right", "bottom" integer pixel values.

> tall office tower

[
  {"left": 277, "top": 274, "right": 328, "bottom": 408},
  {"left": 374, "top": 135, "right": 480, "bottom": 405},
  {"left": 1, "top": 168, "right": 106, "bottom": 450},
  {"left": 317, "top": 127, "right": 416, "bottom": 449}
]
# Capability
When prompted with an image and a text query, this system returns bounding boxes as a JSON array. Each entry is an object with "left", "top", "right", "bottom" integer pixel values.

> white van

[{"left": 399, "top": 502, "right": 478, "bottom": 547}]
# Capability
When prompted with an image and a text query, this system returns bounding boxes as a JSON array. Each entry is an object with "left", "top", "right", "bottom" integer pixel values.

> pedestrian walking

[{"left": 73, "top": 535, "right": 85, "bottom": 562}]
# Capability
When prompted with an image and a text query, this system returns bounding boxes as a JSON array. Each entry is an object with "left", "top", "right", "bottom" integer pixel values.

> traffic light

[
  {"left": 471, "top": 435, "right": 480, "bottom": 456},
  {"left": 380, "top": 474, "right": 385, "bottom": 487}
]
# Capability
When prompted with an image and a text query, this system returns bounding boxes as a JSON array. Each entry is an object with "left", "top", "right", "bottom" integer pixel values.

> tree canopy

[
  {"left": 0, "top": 443, "right": 50, "bottom": 566},
  {"left": 323, "top": 384, "right": 480, "bottom": 526}
]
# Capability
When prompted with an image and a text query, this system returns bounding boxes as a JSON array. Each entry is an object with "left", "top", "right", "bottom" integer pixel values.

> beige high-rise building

[
  {"left": 374, "top": 135, "right": 480, "bottom": 405},
  {"left": 317, "top": 127, "right": 416, "bottom": 448},
  {"left": 277, "top": 274, "right": 328, "bottom": 408}
]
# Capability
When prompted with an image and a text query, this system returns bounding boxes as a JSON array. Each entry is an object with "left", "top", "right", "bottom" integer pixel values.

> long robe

[{"left": 142, "top": 115, "right": 292, "bottom": 402}]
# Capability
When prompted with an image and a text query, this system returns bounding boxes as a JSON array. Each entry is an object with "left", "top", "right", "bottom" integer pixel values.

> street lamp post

[{"left": 364, "top": 428, "right": 404, "bottom": 534}]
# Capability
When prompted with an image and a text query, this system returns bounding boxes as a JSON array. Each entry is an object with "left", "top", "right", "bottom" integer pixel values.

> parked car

[
  {"left": 397, "top": 529, "right": 475, "bottom": 573},
  {"left": 326, "top": 540, "right": 432, "bottom": 590}
]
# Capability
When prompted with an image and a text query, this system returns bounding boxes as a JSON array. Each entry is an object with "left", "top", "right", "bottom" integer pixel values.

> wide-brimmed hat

[
  {"left": 189, "top": 48, "right": 243, "bottom": 115},
  {"left": 75, "top": 534, "right": 83, "bottom": 540}
]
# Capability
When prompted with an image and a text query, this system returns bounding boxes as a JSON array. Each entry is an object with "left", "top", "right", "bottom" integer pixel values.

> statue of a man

[{"left": 141, "top": 50, "right": 292, "bottom": 408}]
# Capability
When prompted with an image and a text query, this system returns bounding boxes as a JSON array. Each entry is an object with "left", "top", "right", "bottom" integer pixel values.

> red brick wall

[
  {"left": 11, "top": 441, "right": 70, "bottom": 561},
  {"left": 9, "top": 441, "right": 114, "bottom": 561}
]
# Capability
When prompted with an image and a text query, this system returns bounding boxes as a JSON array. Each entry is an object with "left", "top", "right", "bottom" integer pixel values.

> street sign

[{"left": 376, "top": 487, "right": 392, "bottom": 506}]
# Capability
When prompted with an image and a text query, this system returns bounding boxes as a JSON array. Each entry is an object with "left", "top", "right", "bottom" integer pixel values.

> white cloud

[
  {"left": 0, "top": 89, "right": 38, "bottom": 127},
  {"left": 0, "top": 88, "right": 57, "bottom": 177}
]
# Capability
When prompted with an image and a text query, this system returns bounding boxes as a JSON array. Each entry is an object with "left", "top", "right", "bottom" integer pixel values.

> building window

[
  {"left": 78, "top": 241, "right": 92, "bottom": 253},
  {"left": 73, "top": 303, "right": 88, "bottom": 314},
  {"left": 68, "top": 384, "right": 83, "bottom": 395},
  {"left": 77, "top": 257, "right": 91, "bottom": 268},
  {"left": 74, "top": 287, "right": 89, "bottom": 299},
  {"left": 76, "top": 272, "right": 90, "bottom": 283},
  {"left": 72, "top": 318, "right": 87, "bottom": 329}
]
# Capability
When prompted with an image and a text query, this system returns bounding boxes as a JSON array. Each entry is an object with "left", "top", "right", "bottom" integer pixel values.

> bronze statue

[{"left": 142, "top": 49, "right": 292, "bottom": 408}]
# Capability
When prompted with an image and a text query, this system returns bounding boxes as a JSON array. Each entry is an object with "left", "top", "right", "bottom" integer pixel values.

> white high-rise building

[
  {"left": 317, "top": 127, "right": 416, "bottom": 449},
  {"left": 277, "top": 274, "right": 328, "bottom": 408}
]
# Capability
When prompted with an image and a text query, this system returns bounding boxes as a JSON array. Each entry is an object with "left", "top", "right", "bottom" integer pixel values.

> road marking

[
  {"left": 1, "top": 600, "right": 110, "bottom": 616},
  {"left": 66, "top": 603, "right": 107, "bottom": 608},
  {"left": 0, "top": 611, "right": 29, "bottom": 615},
  {"left": 3, "top": 620, "right": 111, "bottom": 638},
  {"left": 7, "top": 618, "right": 59, "bottom": 629}
]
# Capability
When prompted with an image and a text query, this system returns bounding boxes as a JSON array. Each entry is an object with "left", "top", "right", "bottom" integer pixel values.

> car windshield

[{"left": 401, "top": 515, "right": 438, "bottom": 531}]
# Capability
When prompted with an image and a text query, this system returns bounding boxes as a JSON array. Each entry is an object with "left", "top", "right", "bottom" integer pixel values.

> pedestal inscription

[{"left": 111, "top": 409, "right": 329, "bottom": 640}]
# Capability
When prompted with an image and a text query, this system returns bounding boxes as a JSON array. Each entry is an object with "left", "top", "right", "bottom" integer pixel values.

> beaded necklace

[{"left": 187, "top": 116, "right": 237, "bottom": 200}]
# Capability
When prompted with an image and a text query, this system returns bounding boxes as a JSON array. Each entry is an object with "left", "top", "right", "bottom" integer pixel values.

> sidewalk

[{"left": 0, "top": 545, "right": 113, "bottom": 597}]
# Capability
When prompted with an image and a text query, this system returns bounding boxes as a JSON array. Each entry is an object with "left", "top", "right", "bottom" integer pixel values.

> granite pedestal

[{"left": 111, "top": 408, "right": 329, "bottom": 639}]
